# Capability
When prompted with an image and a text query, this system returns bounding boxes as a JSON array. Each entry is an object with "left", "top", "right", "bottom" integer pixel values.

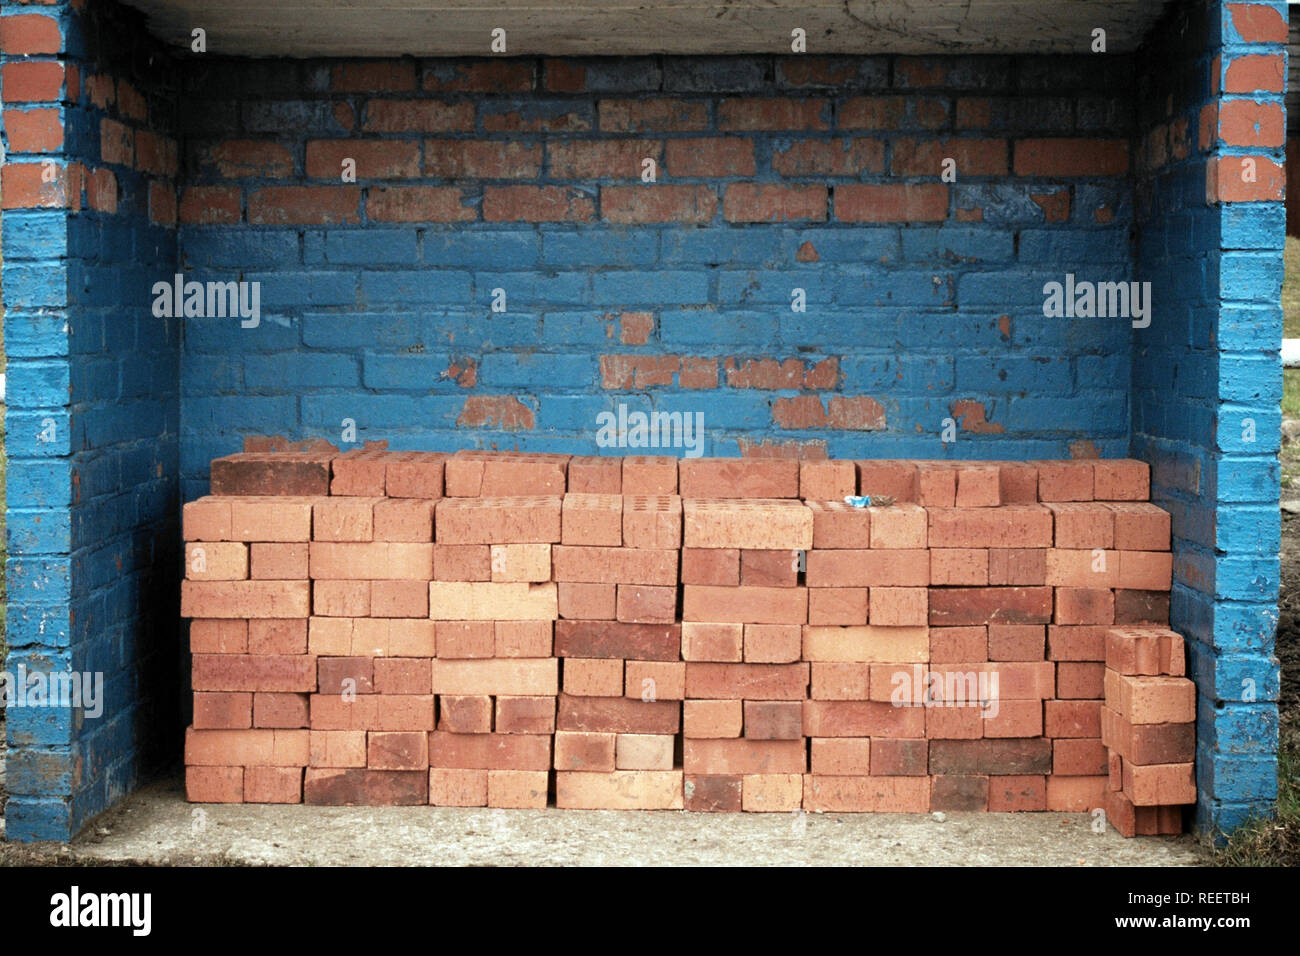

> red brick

[
  {"left": 428, "top": 732, "right": 551, "bottom": 771},
  {"left": 917, "top": 465, "right": 957, "bottom": 507},
  {"left": 385, "top": 452, "right": 445, "bottom": 498},
  {"left": 485, "top": 184, "right": 593, "bottom": 221},
  {"left": 313, "top": 580, "right": 370, "bottom": 617},
  {"left": 434, "top": 544, "right": 491, "bottom": 581},
  {"left": 495, "top": 696, "right": 556, "bottom": 735},
  {"left": 1053, "top": 738, "right": 1108, "bottom": 776},
  {"left": 1055, "top": 588, "right": 1115, "bottom": 626},
  {"left": 553, "top": 545, "right": 678, "bottom": 585},
  {"left": 554, "top": 731, "right": 616, "bottom": 771},
  {"left": 1103, "top": 671, "right": 1195, "bottom": 723},
  {"left": 1101, "top": 708, "right": 1195, "bottom": 765},
  {"left": 1057, "top": 661, "right": 1105, "bottom": 699},
  {"left": 362, "top": 99, "right": 474, "bottom": 132},
  {"left": 248, "top": 186, "right": 360, "bottom": 224},
  {"left": 742, "top": 700, "right": 803, "bottom": 740},
  {"left": 930, "top": 774, "right": 989, "bottom": 811},
  {"left": 495, "top": 621, "right": 553, "bottom": 658},
  {"left": 186, "top": 766, "right": 244, "bottom": 803},
  {"left": 928, "top": 587, "right": 1053, "bottom": 626},
  {"left": 201, "top": 140, "right": 294, "bottom": 179},
  {"left": 614, "top": 733, "right": 674, "bottom": 770},
  {"left": 253, "top": 693, "right": 309, "bottom": 729},
  {"left": 428, "top": 768, "right": 488, "bottom": 806},
  {"left": 893, "top": 137, "right": 1006, "bottom": 177},
  {"left": 1034, "top": 460, "right": 1094, "bottom": 501},
  {"left": 556, "top": 771, "right": 682, "bottom": 810},
  {"left": 625, "top": 660, "right": 685, "bottom": 701},
  {"left": 0, "top": 14, "right": 61, "bottom": 55},
  {"left": 679, "top": 458, "right": 799, "bottom": 499},
  {"left": 929, "top": 626, "right": 987, "bottom": 664},
  {"left": 928, "top": 505, "right": 1054, "bottom": 549},
  {"left": 987, "top": 624, "right": 1045, "bottom": 661},
  {"left": 743, "top": 624, "right": 802, "bottom": 664},
  {"left": 622, "top": 495, "right": 682, "bottom": 550},
  {"left": 549, "top": 139, "right": 662, "bottom": 178},
  {"left": 489, "top": 543, "right": 551, "bottom": 583},
  {"left": 554, "top": 620, "right": 681, "bottom": 661},
  {"left": 556, "top": 694, "right": 680, "bottom": 734},
  {"left": 1122, "top": 761, "right": 1196, "bottom": 806},
  {"left": 802, "top": 700, "right": 925, "bottom": 737},
  {"left": 4, "top": 107, "right": 61, "bottom": 152},
  {"left": 683, "top": 585, "right": 807, "bottom": 625},
  {"left": 1224, "top": 53, "right": 1285, "bottom": 94},
  {"left": 1208, "top": 154, "right": 1284, "bottom": 201},
  {"left": 318, "top": 656, "right": 373, "bottom": 695},
  {"left": 1014, "top": 139, "right": 1128, "bottom": 176},
  {"left": 430, "top": 658, "right": 557, "bottom": 696},
  {"left": 681, "top": 547, "right": 739, "bottom": 585},
  {"left": 987, "top": 774, "right": 1047, "bottom": 811},
  {"left": 558, "top": 582, "right": 617, "bottom": 620},
  {"left": 724, "top": 183, "right": 827, "bottom": 222},
  {"left": 185, "top": 728, "right": 309, "bottom": 767},
  {"left": 808, "top": 588, "right": 869, "bottom": 626},
  {"left": 799, "top": 461, "right": 855, "bottom": 501},
  {"left": 869, "top": 587, "right": 927, "bottom": 626},
  {"left": 249, "top": 543, "right": 309, "bottom": 580},
  {"left": 740, "top": 549, "right": 799, "bottom": 588},
  {"left": 601, "top": 184, "right": 718, "bottom": 223},
  {"left": 423, "top": 139, "right": 541, "bottom": 178},
  {"left": 373, "top": 499, "right": 435, "bottom": 543},
  {"left": 1116, "top": 590, "right": 1171, "bottom": 627},
  {"left": 681, "top": 622, "right": 743, "bottom": 663},
  {"left": 194, "top": 692, "right": 252, "bottom": 730},
  {"left": 2, "top": 61, "right": 66, "bottom": 102},
  {"left": 310, "top": 542, "right": 433, "bottom": 580},
  {"left": 927, "top": 738, "right": 1052, "bottom": 775},
  {"left": 802, "top": 625, "right": 929, "bottom": 663},
  {"left": 683, "top": 739, "right": 805, "bottom": 775},
  {"left": 435, "top": 496, "right": 561, "bottom": 544},
  {"left": 437, "top": 695, "right": 493, "bottom": 734},
  {"left": 1, "top": 161, "right": 76, "bottom": 209},
  {"left": 367, "top": 731, "right": 428, "bottom": 771},
  {"left": 304, "top": 769, "right": 428, "bottom": 805},
  {"left": 718, "top": 98, "right": 828, "bottom": 130},
  {"left": 313, "top": 497, "right": 377, "bottom": 542},
  {"left": 931, "top": 549, "right": 988, "bottom": 586},
  {"left": 330, "top": 447, "right": 388, "bottom": 495},
  {"left": 772, "top": 138, "right": 883, "bottom": 175},
  {"left": 678, "top": 774, "right": 738, "bottom": 811},
  {"left": 803, "top": 775, "right": 930, "bottom": 812},
  {"left": 191, "top": 620, "right": 249, "bottom": 655},
  {"left": 835, "top": 183, "right": 948, "bottom": 222},
  {"left": 368, "top": 185, "right": 474, "bottom": 222},
  {"left": 1227, "top": 2, "right": 1287, "bottom": 43},
  {"left": 211, "top": 453, "right": 333, "bottom": 497},
  {"left": 599, "top": 98, "right": 709, "bottom": 132},
  {"left": 373, "top": 658, "right": 432, "bottom": 695},
  {"left": 1045, "top": 699, "right": 1102, "bottom": 738},
  {"left": 616, "top": 584, "right": 677, "bottom": 624},
  {"left": 243, "top": 766, "right": 302, "bottom": 804},
  {"left": 856, "top": 461, "right": 919, "bottom": 501},
  {"left": 622, "top": 456, "right": 678, "bottom": 495},
  {"left": 987, "top": 549, "right": 1047, "bottom": 585},
  {"left": 567, "top": 456, "right": 622, "bottom": 493},
  {"left": 1108, "top": 503, "right": 1170, "bottom": 551},
  {"left": 304, "top": 140, "right": 416, "bottom": 179},
  {"left": 806, "top": 549, "right": 928, "bottom": 587}
]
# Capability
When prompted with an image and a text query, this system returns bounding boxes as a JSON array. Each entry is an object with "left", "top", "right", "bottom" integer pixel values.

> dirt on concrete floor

[{"left": 0, "top": 776, "right": 1205, "bottom": 867}]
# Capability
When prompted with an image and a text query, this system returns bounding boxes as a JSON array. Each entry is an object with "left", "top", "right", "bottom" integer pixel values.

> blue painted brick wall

[
  {"left": 1132, "top": 0, "right": 1284, "bottom": 834},
  {"left": 1, "top": 0, "right": 181, "bottom": 842}
]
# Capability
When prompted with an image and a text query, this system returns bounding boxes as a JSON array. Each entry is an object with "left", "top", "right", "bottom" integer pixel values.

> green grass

[
  {"left": 1209, "top": 730, "right": 1300, "bottom": 866},
  {"left": 1285, "top": 236, "right": 1300, "bottom": 338}
]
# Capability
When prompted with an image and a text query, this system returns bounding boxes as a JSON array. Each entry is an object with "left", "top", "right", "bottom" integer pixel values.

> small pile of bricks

[
  {"left": 1101, "top": 626, "right": 1197, "bottom": 836},
  {"left": 181, "top": 445, "right": 1194, "bottom": 832}
]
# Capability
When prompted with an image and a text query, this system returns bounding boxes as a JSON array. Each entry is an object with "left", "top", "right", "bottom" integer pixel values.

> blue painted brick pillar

[
  {"left": 1, "top": 0, "right": 181, "bottom": 841},
  {"left": 1132, "top": 0, "right": 1285, "bottom": 833}
]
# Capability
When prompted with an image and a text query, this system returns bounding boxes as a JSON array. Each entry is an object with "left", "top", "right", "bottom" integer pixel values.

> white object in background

[{"left": 1284, "top": 339, "right": 1300, "bottom": 368}]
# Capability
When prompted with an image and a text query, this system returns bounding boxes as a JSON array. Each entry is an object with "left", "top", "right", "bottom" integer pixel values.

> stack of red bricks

[
  {"left": 181, "top": 445, "right": 1192, "bottom": 832},
  {"left": 1101, "top": 627, "right": 1197, "bottom": 836}
]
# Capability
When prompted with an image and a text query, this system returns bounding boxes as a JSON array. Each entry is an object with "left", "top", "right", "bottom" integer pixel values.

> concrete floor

[{"left": 40, "top": 776, "right": 1209, "bottom": 866}]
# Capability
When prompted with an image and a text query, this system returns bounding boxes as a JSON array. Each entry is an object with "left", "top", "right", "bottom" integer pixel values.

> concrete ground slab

[{"left": 33, "top": 776, "right": 1210, "bottom": 867}]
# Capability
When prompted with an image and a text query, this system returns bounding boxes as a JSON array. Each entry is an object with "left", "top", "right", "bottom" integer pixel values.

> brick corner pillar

[
  {"left": 1, "top": 0, "right": 182, "bottom": 841},
  {"left": 1132, "top": 0, "right": 1284, "bottom": 836}
]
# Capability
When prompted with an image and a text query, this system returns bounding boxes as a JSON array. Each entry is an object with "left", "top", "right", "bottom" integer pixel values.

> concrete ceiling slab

[{"left": 118, "top": 1, "right": 1171, "bottom": 58}]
